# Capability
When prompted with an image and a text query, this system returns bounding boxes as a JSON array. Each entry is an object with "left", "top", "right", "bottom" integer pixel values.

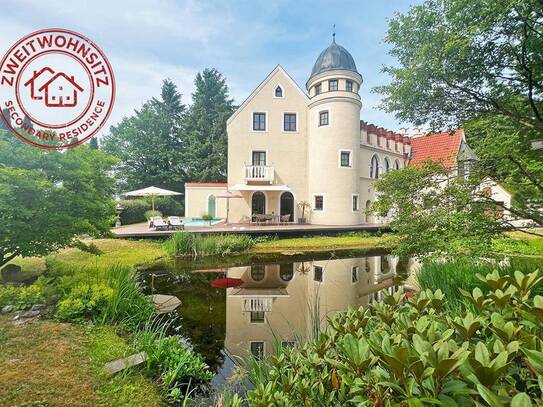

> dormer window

[
  {"left": 329, "top": 79, "right": 338, "bottom": 91},
  {"left": 275, "top": 85, "right": 283, "bottom": 98}
]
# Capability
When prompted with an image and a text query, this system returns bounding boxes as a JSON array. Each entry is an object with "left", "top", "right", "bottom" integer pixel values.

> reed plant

[
  {"left": 163, "top": 231, "right": 255, "bottom": 257},
  {"left": 417, "top": 256, "right": 542, "bottom": 308}
]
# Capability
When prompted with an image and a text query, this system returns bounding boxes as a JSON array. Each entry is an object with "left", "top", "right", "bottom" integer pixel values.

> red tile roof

[
  {"left": 409, "top": 129, "right": 464, "bottom": 168},
  {"left": 185, "top": 182, "right": 227, "bottom": 188}
]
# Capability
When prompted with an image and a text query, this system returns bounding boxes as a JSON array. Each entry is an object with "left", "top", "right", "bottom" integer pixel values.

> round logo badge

[{"left": 0, "top": 28, "right": 115, "bottom": 149}]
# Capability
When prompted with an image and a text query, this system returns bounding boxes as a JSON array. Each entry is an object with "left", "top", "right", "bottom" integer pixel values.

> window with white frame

[
  {"left": 340, "top": 150, "right": 352, "bottom": 167},
  {"left": 250, "top": 341, "right": 265, "bottom": 360},
  {"left": 314, "top": 195, "right": 324, "bottom": 211},
  {"left": 250, "top": 311, "right": 265, "bottom": 323},
  {"left": 275, "top": 85, "right": 283, "bottom": 97},
  {"left": 319, "top": 110, "right": 329, "bottom": 126},
  {"left": 328, "top": 79, "right": 338, "bottom": 91},
  {"left": 370, "top": 155, "right": 380, "bottom": 179},
  {"left": 351, "top": 266, "right": 359, "bottom": 283},
  {"left": 252, "top": 112, "right": 266, "bottom": 131},
  {"left": 313, "top": 265, "right": 323, "bottom": 282},
  {"left": 283, "top": 113, "right": 297, "bottom": 132},
  {"left": 352, "top": 194, "right": 359, "bottom": 211}
]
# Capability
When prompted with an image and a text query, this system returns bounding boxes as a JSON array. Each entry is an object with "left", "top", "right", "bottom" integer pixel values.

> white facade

[
  {"left": 185, "top": 39, "right": 513, "bottom": 226},
  {"left": 219, "top": 39, "right": 410, "bottom": 225}
]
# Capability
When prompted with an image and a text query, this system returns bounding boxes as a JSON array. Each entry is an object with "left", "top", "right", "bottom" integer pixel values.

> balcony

[
  {"left": 242, "top": 298, "right": 273, "bottom": 312},
  {"left": 244, "top": 165, "right": 274, "bottom": 183}
]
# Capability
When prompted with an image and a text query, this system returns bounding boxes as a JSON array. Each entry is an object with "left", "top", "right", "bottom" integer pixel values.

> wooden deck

[{"left": 112, "top": 221, "right": 389, "bottom": 238}]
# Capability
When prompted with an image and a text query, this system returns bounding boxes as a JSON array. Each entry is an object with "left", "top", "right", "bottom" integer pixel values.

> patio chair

[
  {"left": 152, "top": 216, "right": 169, "bottom": 231},
  {"left": 254, "top": 214, "right": 268, "bottom": 225},
  {"left": 168, "top": 216, "right": 184, "bottom": 230},
  {"left": 280, "top": 214, "right": 291, "bottom": 224}
]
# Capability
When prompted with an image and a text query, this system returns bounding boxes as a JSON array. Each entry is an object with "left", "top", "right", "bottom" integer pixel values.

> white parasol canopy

[{"left": 123, "top": 186, "right": 182, "bottom": 212}]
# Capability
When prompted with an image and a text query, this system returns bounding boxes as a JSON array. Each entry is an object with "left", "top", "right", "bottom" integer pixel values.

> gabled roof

[
  {"left": 38, "top": 72, "right": 84, "bottom": 92},
  {"left": 23, "top": 66, "right": 55, "bottom": 86},
  {"left": 409, "top": 129, "right": 464, "bottom": 168},
  {"left": 227, "top": 65, "right": 309, "bottom": 125}
]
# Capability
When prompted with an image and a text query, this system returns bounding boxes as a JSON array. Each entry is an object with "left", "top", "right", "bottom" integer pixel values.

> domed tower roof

[{"left": 309, "top": 37, "right": 359, "bottom": 80}]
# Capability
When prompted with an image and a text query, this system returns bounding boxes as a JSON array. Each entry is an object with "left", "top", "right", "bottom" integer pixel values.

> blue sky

[{"left": 0, "top": 0, "right": 422, "bottom": 134}]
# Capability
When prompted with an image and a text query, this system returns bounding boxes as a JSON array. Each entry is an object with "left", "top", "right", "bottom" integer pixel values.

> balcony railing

[
  {"left": 242, "top": 298, "right": 273, "bottom": 312},
  {"left": 244, "top": 165, "right": 274, "bottom": 183}
]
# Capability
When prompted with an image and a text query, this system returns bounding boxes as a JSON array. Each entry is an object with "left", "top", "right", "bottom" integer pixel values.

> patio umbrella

[
  {"left": 210, "top": 277, "right": 244, "bottom": 288},
  {"left": 123, "top": 186, "right": 182, "bottom": 212},
  {"left": 216, "top": 191, "right": 243, "bottom": 224}
]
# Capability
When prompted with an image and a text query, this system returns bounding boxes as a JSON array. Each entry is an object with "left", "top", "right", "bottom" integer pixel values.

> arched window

[
  {"left": 275, "top": 85, "right": 283, "bottom": 97},
  {"left": 207, "top": 195, "right": 216, "bottom": 218},
  {"left": 370, "top": 155, "right": 380, "bottom": 179},
  {"left": 252, "top": 192, "right": 266, "bottom": 216},
  {"left": 384, "top": 158, "right": 390, "bottom": 173},
  {"left": 394, "top": 160, "right": 400, "bottom": 170}
]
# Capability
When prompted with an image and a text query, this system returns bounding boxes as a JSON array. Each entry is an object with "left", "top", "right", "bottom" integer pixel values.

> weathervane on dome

[{"left": 332, "top": 24, "right": 336, "bottom": 42}]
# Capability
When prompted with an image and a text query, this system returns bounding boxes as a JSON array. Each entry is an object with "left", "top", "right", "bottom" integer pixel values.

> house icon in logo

[{"left": 24, "top": 68, "right": 84, "bottom": 107}]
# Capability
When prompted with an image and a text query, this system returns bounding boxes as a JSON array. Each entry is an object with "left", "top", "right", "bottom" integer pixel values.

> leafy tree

[
  {"left": 376, "top": 0, "right": 543, "bottom": 225},
  {"left": 0, "top": 131, "right": 118, "bottom": 268},
  {"left": 370, "top": 162, "right": 504, "bottom": 258},
  {"left": 89, "top": 137, "right": 99, "bottom": 149},
  {"left": 183, "top": 68, "right": 235, "bottom": 182},
  {"left": 102, "top": 79, "right": 186, "bottom": 191}
]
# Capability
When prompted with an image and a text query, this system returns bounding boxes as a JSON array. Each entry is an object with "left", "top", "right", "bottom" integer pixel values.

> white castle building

[{"left": 184, "top": 38, "right": 512, "bottom": 226}]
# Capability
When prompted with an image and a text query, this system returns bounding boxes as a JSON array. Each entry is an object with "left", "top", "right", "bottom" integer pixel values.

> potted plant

[
  {"left": 297, "top": 201, "right": 311, "bottom": 224},
  {"left": 201, "top": 213, "right": 213, "bottom": 226}
]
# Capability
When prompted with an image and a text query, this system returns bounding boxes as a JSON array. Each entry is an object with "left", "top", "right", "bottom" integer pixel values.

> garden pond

[{"left": 138, "top": 249, "right": 414, "bottom": 387}]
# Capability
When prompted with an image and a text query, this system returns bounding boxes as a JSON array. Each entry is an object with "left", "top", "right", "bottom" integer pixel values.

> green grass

[
  {"left": 0, "top": 316, "right": 163, "bottom": 406},
  {"left": 252, "top": 232, "right": 392, "bottom": 253},
  {"left": 85, "top": 325, "right": 165, "bottom": 406},
  {"left": 493, "top": 233, "right": 543, "bottom": 256}
]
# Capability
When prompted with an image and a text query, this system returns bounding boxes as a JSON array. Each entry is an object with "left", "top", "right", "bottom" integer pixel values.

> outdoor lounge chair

[
  {"left": 151, "top": 216, "right": 169, "bottom": 231},
  {"left": 168, "top": 216, "right": 184, "bottom": 230},
  {"left": 280, "top": 214, "right": 291, "bottom": 224}
]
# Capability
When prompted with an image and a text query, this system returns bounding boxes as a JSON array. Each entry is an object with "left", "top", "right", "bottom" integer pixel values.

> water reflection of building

[{"left": 224, "top": 255, "right": 399, "bottom": 360}]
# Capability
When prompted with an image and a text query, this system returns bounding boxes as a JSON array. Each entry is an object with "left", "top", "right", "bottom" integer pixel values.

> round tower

[{"left": 306, "top": 37, "right": 363, "bottom": 225}]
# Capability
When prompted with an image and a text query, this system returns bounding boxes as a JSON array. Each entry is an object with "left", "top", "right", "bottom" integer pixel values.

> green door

[{"left": 208, "top": 195, "right": 216, "bottom": 218}]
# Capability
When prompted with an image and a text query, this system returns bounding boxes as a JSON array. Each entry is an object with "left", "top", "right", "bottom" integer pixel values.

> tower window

[
  {"left": 351, "top": 266, "right": 359, "bottom": 283},
  {"left": 340, "top": 150, "right": 352, "bottom": 167},
  {"left": 329, "top": 79, "right": 338, "bottom": 91},
  {"left": 319, "top": 111, "right": 329, "bottom": 126},
  {"left": 314, "top": 195, "right": 324, "bottom": 211},
  {"left": 283, "top": 113, "right": 297, "bottom": 131},
  {"left": 352, "top": 194, "right": 359, "bottom": 211},
  {"left": 275, "top": 85, "right": 283, "bottom": 97},
  {"left": 313, "top": 265, "right": 323, "bottom": 282},
  {"left": 315, "top": 83, "right": 322, "bottom": 95},
  {"left": 346, "top": 80, "right": 353, "bottom": 92},
  {"left": 253, "top": 112, "right": 266, "bottom": 131}
]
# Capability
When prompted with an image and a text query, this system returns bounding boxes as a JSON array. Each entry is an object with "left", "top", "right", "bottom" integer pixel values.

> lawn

[
  {"left": 0, "top": 316, "right": 163, "bottom": 406},
  {"left": 251, "top": 233, "right": 392, "bottom": 253},
  {"left": 9, "top": 238, "right": 165, "bottom": 278}
]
